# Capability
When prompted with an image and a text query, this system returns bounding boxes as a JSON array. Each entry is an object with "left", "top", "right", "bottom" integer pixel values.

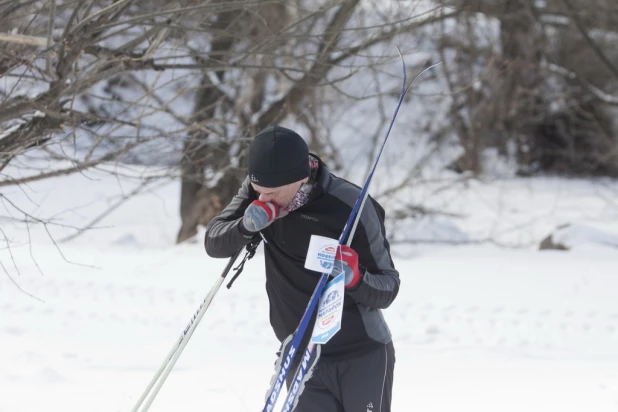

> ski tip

[
  {"left": 393, "top": 46, "right": 443, "bottom": 91},
  {"left": 404, "top": 60, "right": 444, "bottom": 94},
  {"left": 395, "top": 45, "right": 404, "bottom": 59}
]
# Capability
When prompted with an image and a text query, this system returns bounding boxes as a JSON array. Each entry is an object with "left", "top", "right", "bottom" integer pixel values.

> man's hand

[
  {"left": 241, "top": 200, "right": 288, "bottom": 233},
  {"left": 332, "top": 245, "right": 362, "bottom": 289}
]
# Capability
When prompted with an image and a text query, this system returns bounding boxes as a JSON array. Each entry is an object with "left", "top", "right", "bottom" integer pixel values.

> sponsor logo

[
  {"left": 322, "top": 290, "right": 339, "bottom": 306},
  {"left": 317, "top": 245, "right": 335, "bottom": 270},
  {"left": 316, "top": 290, "right": 342, "bottom": 330},
  {"left": 319, "top": 313, "right": 336, "bottom": 328}
]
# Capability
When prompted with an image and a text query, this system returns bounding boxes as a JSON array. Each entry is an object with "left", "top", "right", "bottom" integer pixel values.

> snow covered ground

[{"left": 1, "top": 165, "right": 618, "bottom": 412}]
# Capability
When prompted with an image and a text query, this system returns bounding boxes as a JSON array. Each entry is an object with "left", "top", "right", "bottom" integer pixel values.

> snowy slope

[{"left": 1, "top": 166, "right": 618, "bottom": 412}]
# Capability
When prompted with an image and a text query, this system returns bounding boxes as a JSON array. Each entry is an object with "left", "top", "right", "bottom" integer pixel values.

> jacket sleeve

[
  {"left": 204, "top": 176, "right": 258, "bottom": 258},
  {"left": 346, "top": 197, "right": 400, "bottom": 309}
]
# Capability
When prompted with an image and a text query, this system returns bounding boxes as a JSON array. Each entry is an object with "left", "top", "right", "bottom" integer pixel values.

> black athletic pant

[{"left": 286, "top": 342, "right": 395, "bottom": 412}]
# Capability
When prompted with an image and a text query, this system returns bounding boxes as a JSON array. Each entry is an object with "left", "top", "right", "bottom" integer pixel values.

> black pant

[{"left": 286, "top": 342, "right": 395, "bottom": 412}]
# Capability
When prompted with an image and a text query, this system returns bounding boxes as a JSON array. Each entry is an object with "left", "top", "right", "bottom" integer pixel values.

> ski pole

[
  {"left": 262, "top": 46, "right": 415, "bottom": 412},
  {"left": 131, "top": 239, "right": 260, "bottom": 412},
  {"left": 280, "top": 52, "right": 443, "bottom": 412}
]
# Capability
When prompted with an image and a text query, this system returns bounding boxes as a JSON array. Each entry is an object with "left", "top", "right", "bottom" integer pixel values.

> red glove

[
  {"left": 334, "top": 245, "right": 361, "bottom": 289},
  {"left": 241, "top": 200, "right": 287, "bottom": 233}
]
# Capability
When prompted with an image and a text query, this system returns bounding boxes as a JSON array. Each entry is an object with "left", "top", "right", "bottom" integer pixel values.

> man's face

[{"left": 251, "top": 177, "right": 308, "bottom": 209}]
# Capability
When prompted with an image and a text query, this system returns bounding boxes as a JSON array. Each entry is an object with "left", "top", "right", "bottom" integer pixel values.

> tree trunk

[
  {"left": 176, "top": 10, "right": 237, "bottom": 244},
  {"left": 176, "top": 1, "right": 361, "bottom": 243},
  {"left": 496, "top": 0, "right": 544, "bottom": 171}
]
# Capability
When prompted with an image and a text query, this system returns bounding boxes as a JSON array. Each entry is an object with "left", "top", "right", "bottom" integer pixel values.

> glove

[
  {"left": 241, "top": 200, "right": 288, "bottom": 233},
  {"left": 332, "top": 245, "right": 362, "bottom": 289}
]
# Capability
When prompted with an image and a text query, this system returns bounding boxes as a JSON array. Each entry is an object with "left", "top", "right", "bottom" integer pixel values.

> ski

[
  {"left": 262, "top": 273, "right": 330, "bottom": 412},
  {"left": 261, "top": 47, "right": 438, "bottom": 412},
  {"left": 277, "top": 47, "right": 407, "bottom": 412},
  {"left": 262, "top": 173, "right": 366, "bottom": 412},
  {"left": 277, "top": 51, "right": 443, "bottom": 412}
]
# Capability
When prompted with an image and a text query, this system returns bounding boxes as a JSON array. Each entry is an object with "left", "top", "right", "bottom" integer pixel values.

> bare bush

[
  {"left": 0, "top": 0, "right": 451, "bottom": 250},
  {"left": 439, "top": 0, "right": 618, "bottom": 176}
]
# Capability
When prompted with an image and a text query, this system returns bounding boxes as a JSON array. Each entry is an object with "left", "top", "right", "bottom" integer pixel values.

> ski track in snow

[
  {"left": 3, "top": 272, "right": 618, "bottom": 358},
  {"left": 3, "top": 275, "right": 618, "bottom": 354},
  {"left": 2, "top": 245, "right": 618, "bottom": 411}
]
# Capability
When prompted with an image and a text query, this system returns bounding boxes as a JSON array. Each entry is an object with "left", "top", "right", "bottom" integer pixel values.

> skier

[{"left": 204, "top": 125, "right": 400, "bottom": 412}]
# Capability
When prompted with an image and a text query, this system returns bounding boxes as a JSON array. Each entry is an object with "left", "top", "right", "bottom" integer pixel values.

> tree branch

[
  {"left": 0, "top": 32, "right": 48, "bottom": 46},
  {"left": 561, "top": 0, "right": 618, "bottom": 81},
  {"left": 0, "top": 140, "right": 145, "bottom": 188},
  {"left": 258, "top": 0, "right": 361, "bottom": 129},
  {"left": 330, "top": 9, "right": 462, "bottom": 66},
  {"left": 544, "top": 62, "right": 618, "bottom": 105}
]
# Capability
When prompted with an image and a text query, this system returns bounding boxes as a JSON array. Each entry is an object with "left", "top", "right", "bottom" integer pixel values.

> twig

[
  {"left": 0, "top": 194, "right": 96, "bottom": 269},
  {"left": 70, "top": 0, "right": 134, "bottom": 34},
  {"left": 543, "top": 62, "right": 618, "bottom": 105},
  {"left": 0, "top": 226, "right": 21, "bottom": 276},
  {"left": 46, "top": 0, "right": 56, "bottom": 73},
  {"left": 25, "top": 214, "right": 44, "bottom": 277},
  {"left": 0, "top": 260, "right": 43, "bottom": 302},
  {"left": 561, "top": 0, "right": 618, "bottom": 81},
  {"left": 0, "top": 140, "right": 145, "bottom": 188},
  {"left": 58, "top": 178, "right": 156, "bottom": 243},
  {"left": 0, "top": 227, "right": 44, "bottom": 301},
  {"left": 0, "top": 32, "right": 48, "bottom": 46}
]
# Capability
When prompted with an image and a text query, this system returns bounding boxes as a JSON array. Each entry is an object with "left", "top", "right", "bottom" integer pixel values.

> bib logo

[
  {"left": 319, "top": 313, "right": 336, "bottom": 328},
  {"left": 317, "top": 290, "right": 340, "bottom": 329},
  {"left": 317, "top": 245, "right": 336, "bottom": 270},
  {"left": 322, "top": 290, "right": 339, "bottom": 306},
  {"left": 318, "top": 290, "right": 340, "bottom": 328}
]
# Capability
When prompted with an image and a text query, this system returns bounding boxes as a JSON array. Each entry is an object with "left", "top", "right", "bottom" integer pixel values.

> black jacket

[{"left": 204, "top": 157, "right": 400, "bottom": 359}]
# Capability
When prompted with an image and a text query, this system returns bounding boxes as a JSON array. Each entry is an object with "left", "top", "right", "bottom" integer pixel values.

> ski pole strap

[{"left": 226, "top": 237, "right": 261, "bottom": 289}]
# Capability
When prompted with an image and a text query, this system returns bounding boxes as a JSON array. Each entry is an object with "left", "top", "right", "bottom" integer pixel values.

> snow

[
  {"left": 549, "top": 223, "right": 618, "bottom": 250},
  {"left": 2, "top": 164, "right": 618, "bottom": 412},
  {"left": 0, "top": 123, "right": 22, "bottom": 140},
  {"left": 3, "top": 3, "right": 618, "bottom": 410}
]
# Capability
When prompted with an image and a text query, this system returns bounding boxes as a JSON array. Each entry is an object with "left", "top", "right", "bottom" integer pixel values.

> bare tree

[
  {"left": 8, "top": 0, "right": 615, "bottom": 264},
  {"left": 0, "top": 0, "right": 455, "bottom": 253},
  {"left": 439, "top": 0, "right": 618, "bottom": 176}
]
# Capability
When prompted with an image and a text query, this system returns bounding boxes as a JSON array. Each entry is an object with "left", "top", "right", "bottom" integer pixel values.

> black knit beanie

[{"left": 248, "top": 125, "right": 310, "bottom": 188}]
